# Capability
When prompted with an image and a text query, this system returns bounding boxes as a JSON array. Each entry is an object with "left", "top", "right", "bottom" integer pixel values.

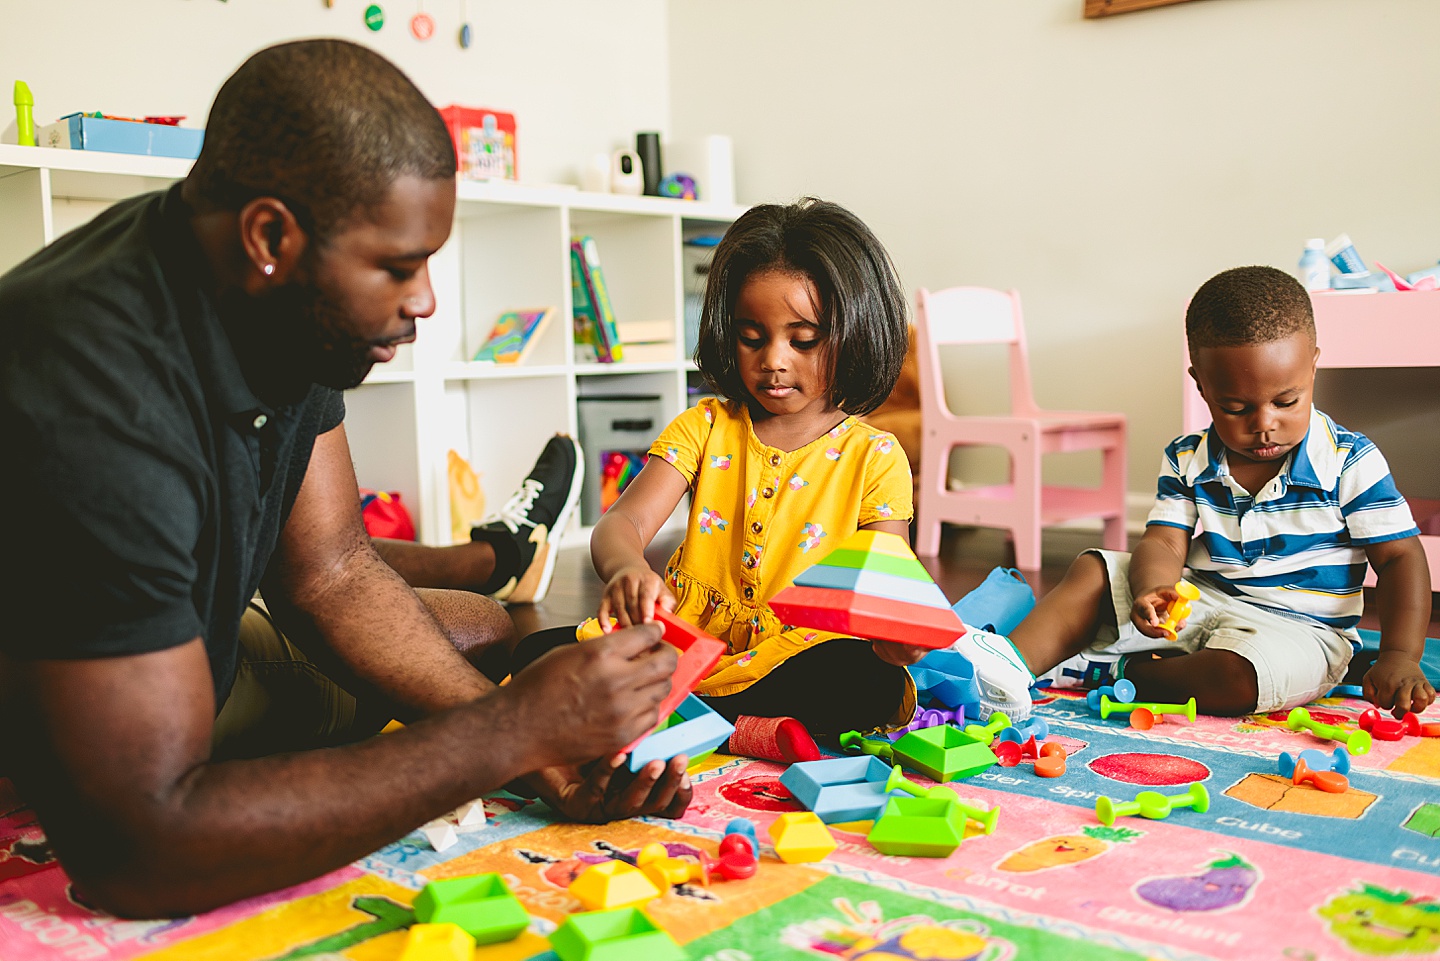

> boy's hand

[
  {"left": 872, "top": 639, "right": 928, "bottom": 667},
  {"left": 1363, "top": 651, "right": 1437, "bottom": 717},
  {"left": 598, "top": 564, "right": 675, "bottom": 629},
  {"left": 1131, "top": 585, "right": 1188, "bottom": 639}
]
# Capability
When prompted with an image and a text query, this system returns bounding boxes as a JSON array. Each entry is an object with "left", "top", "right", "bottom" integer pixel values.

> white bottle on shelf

[{"left": 1298, "top": 238, "right": 1330, "bottom": 292}]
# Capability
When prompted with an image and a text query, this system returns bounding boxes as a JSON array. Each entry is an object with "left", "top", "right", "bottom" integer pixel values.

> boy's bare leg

[
  {"left": 1121, "top": 649, "right": 1258, "bottom": 716},
  {"left": 1009, "top": 552, "right": 1114, "bottom": 675}
]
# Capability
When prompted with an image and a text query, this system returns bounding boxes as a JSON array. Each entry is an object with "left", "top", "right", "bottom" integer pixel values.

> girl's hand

[
  {"left": 599, "top": 564, "right": 675, "bottom": 629},
  {"left": 1364, "top": 651, "right": 1437, "bottom": 717},
  {"left": 872, "top": 639, "right": 928, "bottom": 667},
  {"left": 1131, "top": 585, "right": 1186, "bottom": 639}
]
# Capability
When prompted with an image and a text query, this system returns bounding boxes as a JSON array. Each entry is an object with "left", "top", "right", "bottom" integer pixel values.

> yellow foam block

[
  {"left": 568, "top": 860, "right": 663, "bottom": 911},
  {"left": 399, "top": 923, "right": 475, "bottom": 961},
  {"left": 768, "top": 811, "right": 838, "bottom": 863}
]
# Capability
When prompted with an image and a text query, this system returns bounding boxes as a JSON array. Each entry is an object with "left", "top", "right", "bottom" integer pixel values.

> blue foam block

[
  {"left": 627, "top": 695, "right": 734, "bottom": 773},
  {"left": 951, "top": 567, "right": 1035, "bottom": 635},
  {"left": 780, "top": 755, "right": 894, "bottom": 823}
]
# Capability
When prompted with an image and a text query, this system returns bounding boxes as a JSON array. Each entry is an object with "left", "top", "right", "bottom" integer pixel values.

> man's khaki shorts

[
  {"left": 1088, "top": 550, "right": 1355, "bottom": 713},
  {"left": 211, "top": 601, "right": 390, "bottom": 760}
]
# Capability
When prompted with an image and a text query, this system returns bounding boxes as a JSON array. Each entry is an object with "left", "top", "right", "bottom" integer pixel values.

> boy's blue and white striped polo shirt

[{"left": 1147, "top": 406, "right": 1418, "bottom": 636}]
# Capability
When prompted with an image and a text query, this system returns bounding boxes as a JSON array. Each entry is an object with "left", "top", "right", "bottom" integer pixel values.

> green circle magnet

[{"left": 364, "top": 4, "right": 384, "bottom": 30}]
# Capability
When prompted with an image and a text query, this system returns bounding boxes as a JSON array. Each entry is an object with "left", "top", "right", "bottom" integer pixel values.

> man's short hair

[
  {"left": 188, "top": 39, "right": 456, "bottom": 242},
  {"left": 1186, "top": 265, "right": 1316, "bottom": 353}
]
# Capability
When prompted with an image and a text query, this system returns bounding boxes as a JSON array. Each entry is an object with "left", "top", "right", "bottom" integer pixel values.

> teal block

[
  {"left": 780, "top": 755, "right": 894, "bottom": 823},
  {"left": 627, "top": 694, "right": 734, "bottom": 773}
]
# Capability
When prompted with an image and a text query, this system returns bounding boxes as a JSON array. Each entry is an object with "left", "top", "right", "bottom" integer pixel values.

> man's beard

[{"left": 218, "top": 283, "right": 387, "bottom": 403}]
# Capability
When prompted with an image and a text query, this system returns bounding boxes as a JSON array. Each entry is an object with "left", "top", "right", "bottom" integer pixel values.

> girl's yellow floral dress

[{"left": 648, "top": 397, "right": 917, "bottom": 728}]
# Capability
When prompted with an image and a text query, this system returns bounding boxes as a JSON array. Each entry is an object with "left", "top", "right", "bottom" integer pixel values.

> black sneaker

[{"left": 471, "top": 434, "right": 583, "bottom": 603}]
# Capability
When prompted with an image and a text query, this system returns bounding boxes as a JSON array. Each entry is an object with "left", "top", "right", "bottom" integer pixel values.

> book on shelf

[
  {"left": 472, "top": 308, "right": 554, "bottom": 365},
  {"left": 615, "top": 319, "right": 674, "bottom": 343},
  {"left": 615, "top": 341, "right": 677, "bottom": 363},
  {"left": 569, "top": 246, "right": 601, "bottom": 363},
  {"left": 570, "top": 235, "right": 624, "bottom": 363}
]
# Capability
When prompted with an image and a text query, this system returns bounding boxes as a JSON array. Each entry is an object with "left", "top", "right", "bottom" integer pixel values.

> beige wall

[
  {"left": 668, "top": 0, "right": 1440, "bottom": 500},
  {"left": 1, "top": 0, "right": 670, "bottom": 186}
]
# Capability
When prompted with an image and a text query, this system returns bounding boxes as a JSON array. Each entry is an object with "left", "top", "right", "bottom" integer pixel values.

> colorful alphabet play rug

[{"left": 3, "top": 693, "right": 1440, "bottom": 961}]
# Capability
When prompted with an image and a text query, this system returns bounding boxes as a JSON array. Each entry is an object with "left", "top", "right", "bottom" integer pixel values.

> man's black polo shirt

[{"left": 0, "top": 184, "right": 345, "bottom": 704}]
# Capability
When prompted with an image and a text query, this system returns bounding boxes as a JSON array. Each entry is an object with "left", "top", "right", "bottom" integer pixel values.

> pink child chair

[{"left": 914, "top": 286, "right": 1128, "bottom": 570}]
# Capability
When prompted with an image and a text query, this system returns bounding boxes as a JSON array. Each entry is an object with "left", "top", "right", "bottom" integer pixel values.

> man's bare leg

[
  {"left": 414, "top": 587, "right": 516, "bottom": 682},
  {"left": 374, "top": 539, "right": 498, "bottom": 593}
]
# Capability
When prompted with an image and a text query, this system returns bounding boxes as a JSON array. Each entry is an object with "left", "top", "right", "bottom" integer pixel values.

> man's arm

[
  {"left": 3, "top": 422, "right": 681, "bottom": 917},
  {"left": 268, "top": 425, "right": 692, "bottom": 822},
  {"left": 0, "top": 625, "right": 673, "bottom": 918},
  {"left": 1363, "top": 536, "right": 1436, "bottom": 717},
  {"left": 261, "top": 426, "right": 493, "bottom": 716}
]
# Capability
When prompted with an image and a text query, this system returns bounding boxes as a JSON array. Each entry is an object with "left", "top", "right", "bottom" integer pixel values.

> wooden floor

[{"left": 508, "top": 525, "right": 1436, "bottom": 639}]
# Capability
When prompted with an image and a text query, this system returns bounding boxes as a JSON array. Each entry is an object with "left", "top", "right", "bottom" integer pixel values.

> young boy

[{"left": 957, "top": 266, "right": 1434, "bottom": 720}]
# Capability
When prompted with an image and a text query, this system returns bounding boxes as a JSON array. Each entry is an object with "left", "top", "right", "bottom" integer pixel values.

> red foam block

[
  {"left": 767, "top": 586, "right": 963, "bottom": 649},
  {"left": 621, "top": 609, "right": 727, "bottom": 754}
]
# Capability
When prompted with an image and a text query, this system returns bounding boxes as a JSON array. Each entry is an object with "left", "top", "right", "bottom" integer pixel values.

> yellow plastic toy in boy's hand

[{"left": 1156, "top": 580, "right": 1200, "bottom": 641}]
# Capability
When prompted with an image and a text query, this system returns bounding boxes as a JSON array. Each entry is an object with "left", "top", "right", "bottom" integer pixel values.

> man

[{"left": 0, "top": 40, "right": 690, "bottom": 919}]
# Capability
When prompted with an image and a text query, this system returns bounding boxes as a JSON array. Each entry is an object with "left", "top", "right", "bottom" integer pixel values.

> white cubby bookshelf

[{"left": 0, "top": 144, "right": 744, "bottom": 545}]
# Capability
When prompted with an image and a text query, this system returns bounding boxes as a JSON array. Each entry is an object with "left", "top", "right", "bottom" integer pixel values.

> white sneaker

[
  {"left": 1034, "top": 651, "right": 1122, "bottom": 691},
  {"left": 947, "top": 630, "right": 1035, "bottom": 721}
]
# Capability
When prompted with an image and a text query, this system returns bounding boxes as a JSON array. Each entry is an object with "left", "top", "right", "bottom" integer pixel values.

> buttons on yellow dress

[
  {"left": 762, "top": 487, "right": 775, "bottom": 499},
  {"left": 768, "top": 453, "right": 781, "bottom": 467},
  {"left": 744, "top": 586, "right": 755, "bottom": 600},
  {"left": 751, "top": 521, "right": 763, "bottom": 534}
]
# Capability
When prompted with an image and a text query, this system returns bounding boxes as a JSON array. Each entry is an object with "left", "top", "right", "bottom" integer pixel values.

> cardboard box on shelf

[
  {"left": 438, "top": 105, "right": 517, "bottom": 181},
  {"left": 38, "top": 113, "right": 203, "bottom": 159}
]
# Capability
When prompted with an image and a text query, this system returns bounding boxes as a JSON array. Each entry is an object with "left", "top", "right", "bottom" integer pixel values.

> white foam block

[
  {"left": 452, "top": 800, "right": 487, "bottom": 829},
  {"left": 422, "top": 820, "right": 459, "bottom": 852}
]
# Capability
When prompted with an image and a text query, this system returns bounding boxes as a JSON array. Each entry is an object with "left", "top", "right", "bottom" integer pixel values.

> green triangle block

[
  {"left": 549, "top": 908, "right": 684, "bottom": 961},
  {"left": 893, "top": 726, "right": 997, "bottom": 782},
  {"left": 817, "top": 548, "right": 932, "bottom": 582},
  {"left": 867, "top": 797, "right": 967, "bottom": 857},
  {"left": 413, "top": 874, "right": 530, "bottom": 945}
]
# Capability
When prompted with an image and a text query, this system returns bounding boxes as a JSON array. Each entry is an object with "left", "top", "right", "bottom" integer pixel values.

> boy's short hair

[
  {"left": 188, "top": 39, "right": 456, "bottom": 243},
  {"left": 1186, "top": 265, "right": 1316, "bottom": 353},
  {"left": 694, "top": 198, "right": 907, "bottom": 416}
]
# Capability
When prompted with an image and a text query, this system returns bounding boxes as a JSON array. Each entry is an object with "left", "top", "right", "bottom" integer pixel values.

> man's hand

[
  {"left": 872, "top": 639, "right": 928, "bottom": 667},
  {"left": 1131, "top": 585, "right": 1187, "bottom": 639},
  {"left": 503, "top": 623, "right": 678, "bottom": 769},
  {"left": 1364, "top": 651, "right": 1437, "bottom": 718},
  {"left": 530, "top": 756, "right": 692, "bottom": 824}
]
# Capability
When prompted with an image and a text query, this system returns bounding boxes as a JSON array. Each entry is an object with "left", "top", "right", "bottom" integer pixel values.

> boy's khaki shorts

[{"left": 1088, "top": 550, "right": 1355, "bottom": 713}]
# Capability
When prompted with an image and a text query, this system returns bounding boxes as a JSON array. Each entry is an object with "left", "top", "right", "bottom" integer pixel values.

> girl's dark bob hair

[{"left": 693, "top": 198, "right": 907, "bottom": 417}]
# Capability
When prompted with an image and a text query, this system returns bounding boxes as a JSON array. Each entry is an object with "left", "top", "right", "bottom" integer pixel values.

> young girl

[{"left": 587, "top": 197, "right": 922, "bottom": 760}]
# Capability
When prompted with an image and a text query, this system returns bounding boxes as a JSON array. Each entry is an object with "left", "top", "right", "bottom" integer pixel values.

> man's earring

[{"left": 262, "top": 263, "right": 276, "bottom": 277}]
